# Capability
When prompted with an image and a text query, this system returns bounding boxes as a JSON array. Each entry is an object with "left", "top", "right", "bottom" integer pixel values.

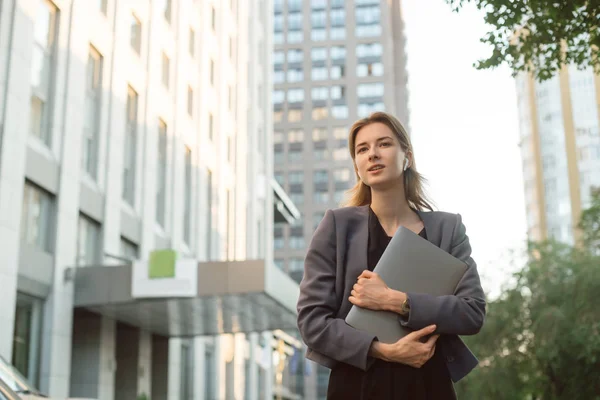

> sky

[{"left": 401, "top": 0, "right": 529, "bottom": 298}]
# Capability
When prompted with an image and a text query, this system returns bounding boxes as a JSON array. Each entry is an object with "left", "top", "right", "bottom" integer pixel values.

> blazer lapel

[
  {"left": 416, "top": 210, "right": 442, "bottom": 248},
  {"left": 346, "top": 205, "right": 370, "bottom": 279}
]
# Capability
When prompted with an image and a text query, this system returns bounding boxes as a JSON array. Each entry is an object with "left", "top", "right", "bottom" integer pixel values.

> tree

[
  {"left": 455, "top": 192, "right": 600, "bottom": 399},
  {"left": 445, "top": 0, "right": 600, "bottom": 81}
]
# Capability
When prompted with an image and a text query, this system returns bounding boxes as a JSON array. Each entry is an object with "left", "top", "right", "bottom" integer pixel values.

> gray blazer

[{"left": 296, "top": 205, "right": 486, "bottom": 383}]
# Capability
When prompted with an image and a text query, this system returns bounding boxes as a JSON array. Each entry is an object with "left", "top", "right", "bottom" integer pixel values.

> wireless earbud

[{"left": 403, "top": 158, "right": 409, "bottom": 171}]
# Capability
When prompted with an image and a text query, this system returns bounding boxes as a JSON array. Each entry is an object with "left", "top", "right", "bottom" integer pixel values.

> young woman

[{"left": 296, "top": 112, "right": 486, "bottom": 399}]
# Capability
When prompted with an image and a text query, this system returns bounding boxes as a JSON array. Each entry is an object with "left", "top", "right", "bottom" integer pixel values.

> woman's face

[{"left": 354, "top": 122, "right": 408, "bottom": 189}]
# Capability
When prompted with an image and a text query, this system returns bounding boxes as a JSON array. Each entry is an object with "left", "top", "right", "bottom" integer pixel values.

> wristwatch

[{"left": 400, "top": 297, "right": 411, "bottom": 316}]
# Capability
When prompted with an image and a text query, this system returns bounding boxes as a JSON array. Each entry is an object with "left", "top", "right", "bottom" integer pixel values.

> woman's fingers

[{"left": 405, "top": 324, "right": 437, "bottom": 341}]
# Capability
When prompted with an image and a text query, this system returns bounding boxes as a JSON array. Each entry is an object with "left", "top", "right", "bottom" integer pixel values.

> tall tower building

[
  {"left": 272, "top": 0, "right": 411, "bottom": 397},
  {"left": 516, "top": 67, "right": 600, "bottom": 244},
  {"left": 0, "top": 0, "right": 300, "bottom": 399}
]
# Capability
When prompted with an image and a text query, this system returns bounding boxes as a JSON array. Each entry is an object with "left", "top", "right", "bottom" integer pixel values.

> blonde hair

[{"left": 341, "top": 112, "right": 434, "bottom": 211}]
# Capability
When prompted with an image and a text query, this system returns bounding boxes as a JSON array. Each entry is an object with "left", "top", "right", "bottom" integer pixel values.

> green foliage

[
  {"left": 456, "top": 193, "right": 600, "bottom": 399},
  {"left": 444, "top": 0, "right": 600, "bottom": 81}
]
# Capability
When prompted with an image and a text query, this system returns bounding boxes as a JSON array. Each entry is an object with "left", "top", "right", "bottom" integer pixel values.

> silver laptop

[{"left": 345, "top": 226, "right": 468, "bottom": 344}]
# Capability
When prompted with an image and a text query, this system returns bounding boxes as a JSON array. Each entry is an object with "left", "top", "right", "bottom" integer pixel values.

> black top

[{"left": 326, "top": 207, "right": 456, "bottom": 400}]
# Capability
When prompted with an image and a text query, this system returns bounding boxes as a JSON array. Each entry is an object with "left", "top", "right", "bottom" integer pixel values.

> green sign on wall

[{"left": 148, "top": 249, "right": 177, "bottom": 279}]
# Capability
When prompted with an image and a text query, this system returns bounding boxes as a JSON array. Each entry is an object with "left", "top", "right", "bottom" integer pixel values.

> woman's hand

[
  {"left": 349, "top": 270, "right": 395, "bottom": 311},
  {"left": 386, "top": 324, "right": 440, "bottom": 368}
]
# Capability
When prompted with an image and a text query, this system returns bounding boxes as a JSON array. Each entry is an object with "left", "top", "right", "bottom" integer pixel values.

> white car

[{"left": 0, "top": 356, "right": 96, "bottom": 400}]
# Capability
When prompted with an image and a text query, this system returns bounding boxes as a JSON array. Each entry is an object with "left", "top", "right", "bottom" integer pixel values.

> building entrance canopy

[{"left": 72, "top": 260, "right": 299, "bottom": 337}]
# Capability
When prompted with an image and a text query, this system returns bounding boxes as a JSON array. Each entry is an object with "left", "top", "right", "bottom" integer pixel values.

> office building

[
  {"left": 516, "top": 67, "right": 600, "bottom": 243},
  {"left": 0, "top": 0, "right": 300, "bottom": 399},
  {"left": 271, "top": 0, "right": 411, "bottom": 397}
]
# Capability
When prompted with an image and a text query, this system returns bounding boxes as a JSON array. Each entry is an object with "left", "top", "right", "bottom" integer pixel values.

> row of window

[
  {"left": 274, "top": 168, "right": 353, "bottom": 185},
  {"left": 274, "top": 44, "right": 383, "bottom": 67},
  {"left": 274, "top": 126, "right": 348, "bottom": 143},
  {"left": 274, "top": 25, "right": 380, "bottom": 43},
  {"left": 275, "top": 0, "right": 347, "bottom": 13},
  {"left": 274, "top": 5, "right": 380, "bottom": 29},
  {"left": 273, "top": 63, "right": 383, "bottom": 84},
  {"left": 273, "top": 83, "right": 384, "bottom": 105},
  {"left": 273, "top": 105, "right": 351, "bottom": 123},
  {"left": 274, "top": 147, "right": 350, "bottom": 162}
]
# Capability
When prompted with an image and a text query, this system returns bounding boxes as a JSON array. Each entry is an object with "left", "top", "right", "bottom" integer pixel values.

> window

[
  {"left": 273, "top": 90, "right": 285, "bottom": 104},
  {"left": 229, "top": 36, "right": 234, "bottom": 60},
  {"left": 77, "top": 213, "right": 102, "bottom": 266},
  {"left": 333, "top": 148, "right": 349, "bottom": 160},
  {"left": 273, "top": 110, "right": 283, "bottom": 122},
  {"left": 187, "top": 86, "right": 194, "bottom": 116},
  {"left": 156, "top": 120, "right": 168, "bottom": 226},
  {"left": 120, "top": 237, "right": 139, "bottom": 260},
  {"left": 290, "top": 193, "right": 304, "bottom": 205},
  {"left": 288, "top": 12, "right": 302, "bottom": 30},
  {"left": 357, "top": 43, "right": 383, "bottom": 58},
  {"left": 313, "top": 212, "right": 325, "bottom": 229},
  {"left": 356, "top": 5, "right": 380, "bottom": 24},
  {"left": 130, "top": 14, "right": 142, "bottom": 54},
  {"left": 312, "top": 128, "right": 327, "bottom": 141},
  {"left": 211, "top": 6, "right": 216, "bottom": 31},
  {"left": 289, "top": 258, "right": 304, "bottom": 272},
  {"left": 289, "top": 171, "right": 304, "bottom": 184},
  {"left": 21, "top": 182, "right": 54, "bottom": 252},
  {"left": 208, "top": 113, "right": 214, "bottom": 140},
  {"left": 288, "top": 0, "right": 302, "bottom": 11},
  {"left": 330, "top": 46, "right": 346, "bottom": 60},
  {"left": 29, "top": 1, "right": 58, "bottom": 145},
  {"left": 274, "top": 70, "right": 285, "bottom": 84},
  {"left": 274, "top": 32, "right": 284, "bottom": 44},
  {"left": 97, "top": 0, "right": 107, "bottom": 14},
  {"left": 162, "top": 0, "right": 172, "bottom": 22},
  {"left": 357, "top": 24, "right": 382, "bottom": 37},
  {"left": 290, "top": 234, "right": 305, "bottom": 249},
  {"left": 332, "top": 105, "right": 348, "bottom": 119},
  {"left": 162, "top": 52, "right": 170, "bottom": 88},
  {"left": 357, "top": 62, "right": 384, "bottom": 77},
  {"left": 189, "top": 27, "right": 195, "bottom": 56},
  {"left": 287, "top": 68, "right": 304, "bottom": 83},
  {"left": 333, "top": 127, "right": 347, "bottom": 139},
  {"left": 330, "top": 65, "right": 345, "bottom": 79},
  {"left": 274, "top": 131, "right": 284, "bottom": 144},
  {"left": 205, "top": 346, "right": 215, "bottom": 400},
  {"left": 210, "top": 59, "right": 215, "bottom": 85},
  {"left": 313, "top": 170, "right": 328, "bottom": 183},
  {"left": 330, "top": 9, "right": 345, "bottom": 26},
  {"left": 274, "top": 172, "right": 284, "bottom": 185},
  {"left": 314, "top": 149, "right": 328, "bottom": 160},
  {"left": 311, "top": 0, "right": 327, "bottom": 9},
  {"left": 289, "top": 149, "right": 303, "bottom": 162},
  {"left": 82, "top": 46, "right": 103, "bottom": 179},
  {"left": 311, "top": 11, "right": 326, "bottom": 28},
  {"left": 358, "top": 83, "right": 384, "bottom": 98},
  {"left": 274, "top": 150, "right": 284, "bottom": 164},
  {"left": 311, "top": 67, "right": 328, "bottom": 81},
  {"left": 358, "top": 101, "right": 385, "bottom": 118},
  {"left": 274, "top": 14, "right": 284, "bottom": 32},
  {"left": 311, "top": 47, "right": 327, "bottom": 61},
  {"left": 123, "top": 86, "right": 138, "bottom": 206},
  {"left": 334, "top": 189, "right": 346, "bottom": 203},
  {"left": 288, "top": 109, "right": 303, "bottom": 122},
  {"left": 274, "top": 236, "right": 285, "bottom": 249},
  {"left": 311, "top": 29, "right": 326, "bottom": 41},
  {"left": 287, "top": 49, "right": 303, "bottom": 63},
  {"left": 273, "top": 51, "right": 285, "bottom": 65},
  {"left": 12, "top": 293, "right": 43, "bottom": 387},
  {"left": 311, "top": 87, "right": 328, "bottom": 101},
  {"left": 334, "top": 168, "right": 351, "bottom": 183},
  {"left": 183, "top": 146, "right": 192, "bottom": 244},
  {"left": 330, "top": 27, "right": 345, "bottom": 40},
  {"left": 312, "top": 107, "right": 328, "bottom": 120},
  {"left": 288, "top": 129, "right": 304, "bottom": 143},
  {"left": 274, "top": 259, "right": 284, "bottom": 270},
  {"left": 330, "top": 85, "right": 345, "bottom": 100},
  {"left": 313, "top": 191, "right": 329, "bottom": 203},
  {"left": 180, "top": 342, "right": 194, "bottom": 400}
]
